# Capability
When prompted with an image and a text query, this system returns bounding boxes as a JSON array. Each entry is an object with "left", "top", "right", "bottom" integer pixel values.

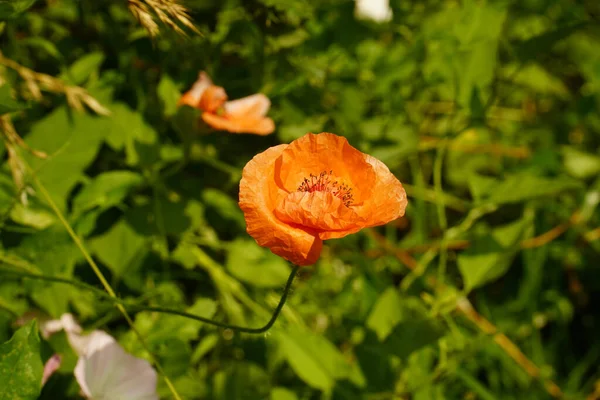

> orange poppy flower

[
  {"left": 178, "top": 72, "right": 275, "bottom": 135},
  {"left": 239, "top": 132, "right": 408, "bottom": 266}
]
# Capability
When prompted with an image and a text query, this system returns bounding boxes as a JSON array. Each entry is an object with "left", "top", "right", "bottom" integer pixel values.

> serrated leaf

[{"left": 0, "top": 321, "right": 43, "bottom": 400}]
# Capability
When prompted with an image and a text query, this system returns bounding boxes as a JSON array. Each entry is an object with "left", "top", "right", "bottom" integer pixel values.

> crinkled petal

[
  {"left": 202, "top": 113, "right": 275, "bottom": 136},
  {"left": 178, "top": 71, "right": 213, "bottom": 108},
  {"left": 224, "top": 94, "right": 271, "bottom": 118},
  {"left": 356, "top": 155, "right": 407, "bottom": 226},
  {"left": 319, "top": 157, "right": 406, "bottom": 238},
  {"left": 75, "top": 341, "right": 158, "bottom": 400},
  {"left": 277, "top": 133, "right": 375, "bottom": 203},
  {"left": 239, "top": 145, "right": 322, "bottom": 266},
  {"left": 274, "top": 191, "right": 361, "bottom": 232}
]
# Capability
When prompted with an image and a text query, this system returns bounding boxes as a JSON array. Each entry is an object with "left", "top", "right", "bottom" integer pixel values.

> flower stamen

[{"left": 297, "top": 170, "right": 354, "bottom": 206}]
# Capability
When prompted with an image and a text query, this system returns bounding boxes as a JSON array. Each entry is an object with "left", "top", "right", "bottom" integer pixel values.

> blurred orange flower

[
  {"left": 178, "top": 72, "right": 275, "bottom": 135},
  {"left": 239, "top": 132, "right": 407, "bottom": 266}
]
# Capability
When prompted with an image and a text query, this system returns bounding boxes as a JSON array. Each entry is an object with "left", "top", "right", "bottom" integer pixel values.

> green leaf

[
  {"left": 60, "top": 52, "right": 105, "bottom": 85},
  {"left": 278, "top": 114, "right": 328, "bottom": 142},
  {"left": 25, "top": 106, "right": 110, "bottom": 210},
  {"left": 0, "top": 0, "right": 37, "bottom": 20},
  {"left": 484, "top": 173, "right": 582, "bottom": 205},
  {"left": 91, "top": 218, "right": 148, "bottom": 278},
  {"left": 271, "top": 387, "right": 298, "bottom": 400},
  {"left": 213, "top": 362, "right": 271, "bottom": 400},
  {"left": 383, "top": 317, "right": 445, "bottom": 360},
  {"left": 562, "top": 147, "right": 600, "bottom": 180},
  {"left": 21, "top": 37, "right": 62, "bottom": 60},
  {"left": 9, "top": 202, "right": 55, "bottom": 229},
  {"left": 226, "top": 239, "right": 291, "bottom": 288},
  {"left": 0, "top": 321, "right": 43, "bottom": 400},
  {"left": 514, "top": 22, "right": 587, "bottom": 62},
  {"left": 72, "top": 170, "right": 144, "bottom": 217},
  {"left": 158, "top": 75, "right": 181, "bottom": 117},
  {"left": 202, "top": 188, "right": 245, "bottom": 232},
  {"left": 458, "top": 220, "right": 526, "bottom": 292},
  {"left": 366, "top": 287, "right": 404, "bottom": 340},
  {"left": 14, "top": 227, "right": 80, "bottom": 316},
  {"left": 277, "top": 328, "right": 353, "bottom": 391},
  {"left": 0, "top": 84, "right": 26, "bottom": 115},
  {"left": 355, "top": 329, "right": 394, "bottom": 392},
  {"left": 105, "top": 103, "right": 160, "bottom": 166},
  {"left": 453, "top": 3, "right": 507, "bottom": 107}
]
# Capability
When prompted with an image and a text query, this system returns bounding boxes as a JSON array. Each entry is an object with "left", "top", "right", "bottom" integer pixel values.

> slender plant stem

[
  {"left": 133, "top": 265, "right": 299, "bottom": 333},
  {"left": 28, "top": 171, "right": 183, "bottom": 400},
  {"left": 0, "top": 264, "right": 300, "bottom": 333}
]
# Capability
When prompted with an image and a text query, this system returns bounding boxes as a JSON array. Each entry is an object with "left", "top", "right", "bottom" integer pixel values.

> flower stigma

[{"left": 297, "top": 170, "right": 354, "bottom": 206}]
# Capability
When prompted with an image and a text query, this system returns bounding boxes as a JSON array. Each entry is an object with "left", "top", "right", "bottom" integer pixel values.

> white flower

[
  {"left": 41, "top": 314, "right": 159, "bottom": 400},
  {"left": 355, "top": 0, "right": 393, "bottom": 22},
  {"left": 74, "top": 334, "right": 158, "bottom": 400}
]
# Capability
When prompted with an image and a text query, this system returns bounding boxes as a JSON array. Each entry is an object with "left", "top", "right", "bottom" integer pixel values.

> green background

[{"left": 0, "top": 0, "right": 599, "bottom": 399}]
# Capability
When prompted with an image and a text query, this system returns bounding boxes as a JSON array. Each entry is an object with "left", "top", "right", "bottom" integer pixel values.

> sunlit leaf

[
  {"left": 226, "top": 239, "right": 291, "bottom": 288},
  {"left": 0, "top": 321, "right": 43, "bottom": 400}
]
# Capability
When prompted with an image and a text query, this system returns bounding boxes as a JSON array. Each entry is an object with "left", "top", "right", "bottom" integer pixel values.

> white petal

[
  {"left": 40, "top": 313, "right": 82, "bottom": 339},
  {"left": 182, "top": 71, "right": 213, "bottom": 104},
  {"left": 224, "top": 93, "right": 271, "bottom": 117},
  {"left": 355, "top": 0, "right": 393, "bottom": 22},
  {"left": 69, "top": 330, "right": 115, "bottom": 357},
  {"left": 74, "top": 340, "right": 158, "bottom": 400}
]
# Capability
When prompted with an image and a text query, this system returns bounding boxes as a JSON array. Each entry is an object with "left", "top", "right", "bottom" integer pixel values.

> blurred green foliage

[{"left": 1, "top": 0, "right": 600, "bottom": 399}]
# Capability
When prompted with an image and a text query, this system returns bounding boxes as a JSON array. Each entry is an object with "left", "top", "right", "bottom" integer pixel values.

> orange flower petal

[
  {"left": 239, "top": 145, "right": 322, "bottom": 266},
  {"left": 202, "top": 113, "right": 275, "bottom": 135},
  {"left": 177, "top": 71, "right": 213, "bottom": 108},
  {"left": 198, "top": 86, "right": 228, "bottom": 113},
  {"left": 358, "top": 155, "right": 407, "bottom": 225},
  {"left": 276, "top": 133, "right": 375, "bottom": 204},
  {"left": 274, "top": 191, "right": 362, "bottom": 232},
  {"left": 317, "top": 157, "right": 406, "bottom": 240},
  {"left": 225, "top": 94, "right": 271, "bottom": 118}
]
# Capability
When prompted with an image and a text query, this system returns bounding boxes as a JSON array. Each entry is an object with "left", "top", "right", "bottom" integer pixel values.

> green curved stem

[
  {"left": 132, "top": 265, "right": 299, "bottom": 333},
  {"left": 0, "top": 265, "right": 299, "bottom": 334}
]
